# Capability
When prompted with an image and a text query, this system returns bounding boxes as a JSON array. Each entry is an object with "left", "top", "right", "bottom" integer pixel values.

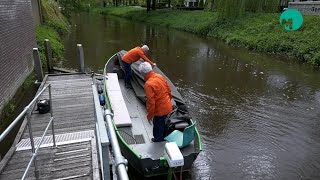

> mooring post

[
  {"left": 33, "top": 48, "right": 44, "bottom": 82},
  {"left": 44, "top": 39, "right": 53, "bottom": 73},
  {"left": 77, "top": 44, "right": 85, "bottom": 73}
]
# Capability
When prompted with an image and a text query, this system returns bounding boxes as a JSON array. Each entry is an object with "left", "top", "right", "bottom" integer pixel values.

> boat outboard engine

[{"left": 37, "top": 99, "right": 50, "bottom": 114}]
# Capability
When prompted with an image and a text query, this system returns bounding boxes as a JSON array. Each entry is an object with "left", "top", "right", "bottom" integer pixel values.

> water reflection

[{"left": 63, "top": 13, "right": 320, "bottom": 179}]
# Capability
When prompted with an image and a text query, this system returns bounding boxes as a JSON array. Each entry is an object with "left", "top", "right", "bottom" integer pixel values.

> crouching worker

[
  {"left": 121, "top": 45, "right": 156, "bottom": 88},
  {"left": 139, "top": 62, "right": 172, "bottom": 142}
]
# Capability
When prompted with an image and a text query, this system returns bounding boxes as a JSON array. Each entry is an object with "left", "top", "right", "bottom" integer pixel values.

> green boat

[{"left": 103, "top": 50, "right": 202, "bottom": 177}]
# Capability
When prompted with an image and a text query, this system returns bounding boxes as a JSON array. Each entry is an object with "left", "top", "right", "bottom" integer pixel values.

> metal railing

[
  {"left": 92, "top": 84, "right": 110, "bottom": 180},
  {"left": 92, "top": 76, "right": 129, "bottom": 180},
  {"left": 104, "top": 109, "right": 129, "bottom": 180},
  {"left": 0, "top": 84, "right": 56, "bottom": 180}
]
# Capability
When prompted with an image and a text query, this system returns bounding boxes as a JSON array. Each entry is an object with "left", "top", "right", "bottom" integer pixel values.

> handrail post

[
  {"left": 77, "top": 44, "right": 85, "bottom": 73},
  {"left": 26, "top": 108, "right": 39, "bottom": 179},
  {"left": 33, "top": 48, "right": 44, "bottom": 82},
  {"left": 44, "top": 39, "right": 53, "bottom": 73},
  {"left": 49, "top": 84, "right": 56, "bottom": 147}
]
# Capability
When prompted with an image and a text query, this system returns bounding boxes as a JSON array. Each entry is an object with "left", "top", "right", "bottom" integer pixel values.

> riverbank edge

[{"left": 92, "top": 7, "right": 320, "bottom": 67}]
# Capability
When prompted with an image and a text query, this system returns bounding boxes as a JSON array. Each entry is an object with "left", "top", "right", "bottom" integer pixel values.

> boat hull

[
  {"left": 104, "top": 51, "right": 202, "bottom": 177},
  {"left": 117, "top": 135, "right": 200, "bottom": 177}
]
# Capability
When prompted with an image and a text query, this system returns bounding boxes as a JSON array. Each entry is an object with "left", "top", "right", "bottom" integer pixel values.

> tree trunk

[
  {"left": 152, "top": 0, "right": 156, "bottom": 10},
  {"left": 147, "top": 0, "right": 151, "bottom": 12}
]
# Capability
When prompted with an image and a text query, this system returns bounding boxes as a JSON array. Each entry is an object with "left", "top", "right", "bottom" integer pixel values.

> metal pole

[
  {"left": 0, "top": 85, "right": 49, "bottom": 142},
  {"left": 92, "top": 85, "right": 110, "bottom": 180},
  {"left": 22, "top": 117, "right": 54, "bottom": 180},
  {"left": 0, "top": 108, "right": 28, "bottom": 142},
  {"left": 44, "top": 39, "right": 53, "bottom": 73},
  {"left": 49, "top": 84, "right": 56, "bottom": 147},
  {"left": 77, "top": 44, "right": 85, "bottom": 73},
  {"left": 33, "top": 48, "right": 44, "bottom": 82},
  {"left": 105, "top": 109, "right": 129, "bottom": 180},
  {"left": 26, "top": 108, "right": 39, "bottom": 179}
]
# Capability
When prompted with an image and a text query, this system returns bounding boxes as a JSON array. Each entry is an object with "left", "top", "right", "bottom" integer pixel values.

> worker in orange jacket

[
  {"left": 121, "top": 45, "right": 155, "bottom": 88},
  {"left": 139, "top": 62, "right": 173, "bottom": 142}
]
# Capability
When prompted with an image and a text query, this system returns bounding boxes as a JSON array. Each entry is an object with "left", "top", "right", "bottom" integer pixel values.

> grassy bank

[
  {"left": 36, "top": 0, "right": 69, "bottom": 66},
  {"left": 93, "top": 7, "right": 320, "bottom": 66},
  {"left": 36, "top": 26, "right": 64, "bottom": 64}
]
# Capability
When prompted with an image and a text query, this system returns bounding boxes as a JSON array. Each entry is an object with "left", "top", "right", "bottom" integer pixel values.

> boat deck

[
  {"left": 0, "top": 74, "right": 99, "bottom": 179},
  {"left": 118, "top": 78, "right": 196, "bottom": 160},
  {"left": 119, "top": 78, "right": 153, "bottom": 143}
]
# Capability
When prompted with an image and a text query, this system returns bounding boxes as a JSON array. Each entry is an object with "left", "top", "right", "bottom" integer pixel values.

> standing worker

[
  {"left": 121, "top": 45, "right": 156, "bottom": 88},
  {"left": 139, "top": 62, "right": 172, "bottom": 142}
]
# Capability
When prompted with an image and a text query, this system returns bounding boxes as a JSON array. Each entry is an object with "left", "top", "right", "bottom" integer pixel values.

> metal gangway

[{"left": 0, "top": 43, "right": 129, "bottom": 180}]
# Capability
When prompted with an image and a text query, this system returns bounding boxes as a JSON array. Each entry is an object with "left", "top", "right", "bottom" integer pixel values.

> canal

[{"left": 62, "top": 12, "right": 320, "bottom": 179}]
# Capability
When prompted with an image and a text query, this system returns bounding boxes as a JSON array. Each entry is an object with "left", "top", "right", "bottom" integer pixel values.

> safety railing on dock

[
  {"left": 0, "top": 84, "right": 56, "bottom": 180},
  {"left": 92, "top": 84, "right": 111, "bottom": 180},
  {"left": 92, "top": 80, "right": 129, "bottom": 180}
]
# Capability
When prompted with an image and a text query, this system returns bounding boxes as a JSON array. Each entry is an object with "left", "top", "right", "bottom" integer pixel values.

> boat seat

[
  {"left": 106, "top": 73, "right": 132, "bottom": 127},
  {"left": 164, "top": 122, "right": 196, "bottom": 148}
]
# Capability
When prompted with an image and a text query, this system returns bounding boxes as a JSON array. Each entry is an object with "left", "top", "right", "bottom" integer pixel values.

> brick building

[{"left": 0, "top": 0, "right": 37, "bottom": 113}]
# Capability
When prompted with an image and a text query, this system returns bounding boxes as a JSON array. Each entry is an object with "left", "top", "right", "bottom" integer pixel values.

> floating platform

[{"left": 0, "top": 74, "right": 100, "bottom": 179}]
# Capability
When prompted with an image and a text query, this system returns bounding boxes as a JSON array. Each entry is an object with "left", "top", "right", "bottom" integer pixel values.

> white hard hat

[{"left": 139, "top": 62, "right": 152, "bottom": 75}]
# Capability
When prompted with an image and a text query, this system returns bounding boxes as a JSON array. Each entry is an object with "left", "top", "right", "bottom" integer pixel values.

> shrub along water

[
  {"left": 93, "top": 7, "right": 320, "bottom": 66},
  {"left": 215, "top": 0, "right": 278, "bottom": 19}
]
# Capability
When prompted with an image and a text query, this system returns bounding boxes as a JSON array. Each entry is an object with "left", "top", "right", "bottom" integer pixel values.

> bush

[
  {"left": 41, "top": 0, "right": 69, "bottom": 34},
  {"left": 36, "top": 26, "right": 64, "bottom": 66}
]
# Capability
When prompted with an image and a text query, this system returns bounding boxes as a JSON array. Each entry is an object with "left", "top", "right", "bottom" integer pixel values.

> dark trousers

[
  {"left": 120, "top": 59, "right": 132, "bottom": 85},
  {"left": 153, "top": 115, "right": 167, "bottom": 142}
]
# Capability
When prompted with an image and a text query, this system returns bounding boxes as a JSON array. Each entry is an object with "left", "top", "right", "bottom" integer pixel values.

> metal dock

[
  {"left": 0, "top": 74, "right": 100, "bottom": 179},
  {"left": 0, "top": 44, "right": 129, "bottom": 180}
]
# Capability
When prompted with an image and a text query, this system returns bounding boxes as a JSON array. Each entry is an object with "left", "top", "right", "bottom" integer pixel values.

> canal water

[{"left": 62, "top": 12, "right": 320, "bottom": 179}]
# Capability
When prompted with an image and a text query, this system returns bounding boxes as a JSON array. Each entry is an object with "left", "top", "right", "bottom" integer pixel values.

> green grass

[
  {"left": 93, "top": 7, "right": 320, "bottom": 66},
  {"left": 36, "top": 26, "right": 64, "bottom": 67},
  {"left": 42, "top": 0, "right": 69, "bottom": 35},
  {"left": 35, "top": 0, "right": 69, "bottom": 67}
]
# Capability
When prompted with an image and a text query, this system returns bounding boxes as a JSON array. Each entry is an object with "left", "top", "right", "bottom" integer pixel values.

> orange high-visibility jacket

[
  {"left": 144, "top": 71, "right": 173, "bottom": 120},
  {"left": 122, "top": 47, "right": 154, "bottom": 65}
]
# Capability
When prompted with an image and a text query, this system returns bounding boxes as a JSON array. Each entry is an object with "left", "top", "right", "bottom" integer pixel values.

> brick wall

[{"left": 0, "top": 0, "right": 36, "bottom": 112}]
